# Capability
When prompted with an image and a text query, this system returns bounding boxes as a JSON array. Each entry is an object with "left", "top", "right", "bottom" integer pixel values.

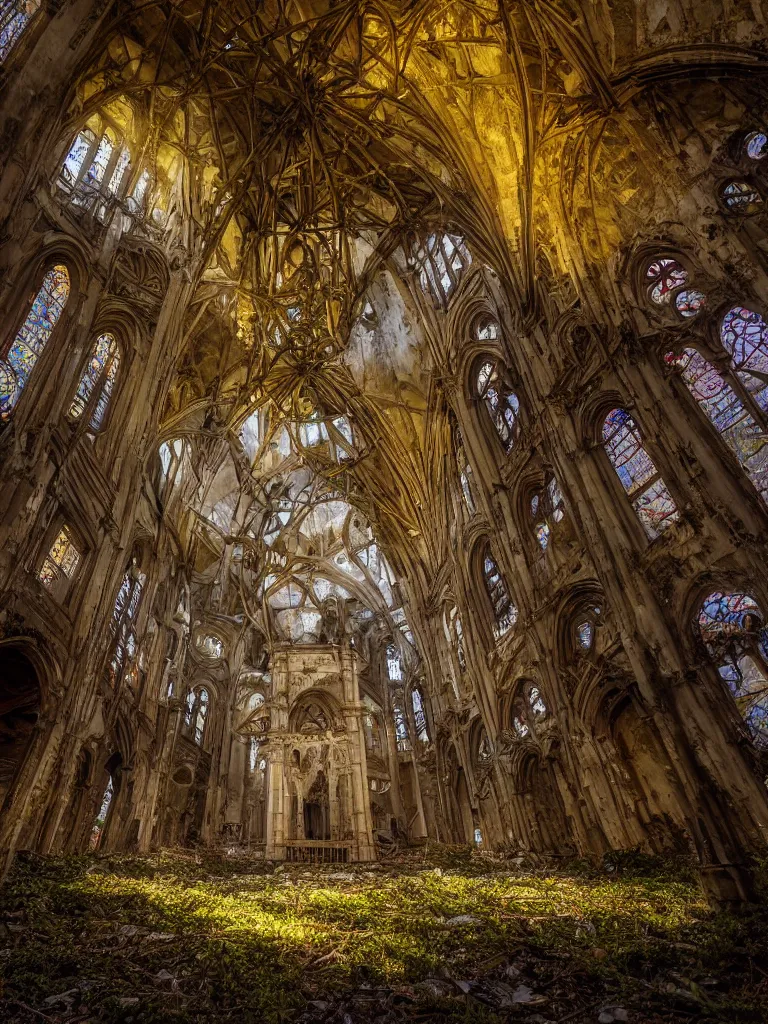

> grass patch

[{"left": 0, "top": 849, "right": 766, "bottom": 1022}]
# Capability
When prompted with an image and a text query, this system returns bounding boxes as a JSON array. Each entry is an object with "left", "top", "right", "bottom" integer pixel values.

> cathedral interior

[{"left": 2, "top": 0, "right": 768, "bottom": 1019}]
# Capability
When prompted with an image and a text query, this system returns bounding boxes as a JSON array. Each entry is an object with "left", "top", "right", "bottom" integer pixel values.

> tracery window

[
  {"left": 0, "top": 264, "right": 70, "bottom": 422},
  {"left": 645, "top": 258, "right": 705, "bottom": 319},
  {"left": 745, "top": 131, "right": 768, "bottom": 161},
  {"left": 185, "top": 687, "right": 210, "bottom": 745},
  {"left": 475, "top": 358, "right": 520, "bottom": 452},
  {"left": 408, "top": 232, "right": 471, "bottom": 306},
  {"left": 411, "top": 688, "right": 429, "bottom": 742},
  {"left": 483, "top": 546, "right": 517, "bottom": 639},
  {"left": 697, "top": 591, "right": 768, "bottom": 747},
  {"left": 530, "top": 476, "right": 566, "bottom": 551},
  {"left": 665, "top": 348, "right": 768, "bottom": 502},
  {"left": 720, "top": 306, "right": 768, "bottom": 413},
  {"left": 0, "top": 0, "right": 40, "bottom": 62},
  {"left": 602, "top": 408, "right": 679, "bottom": 540},
  {"left": 386, "top": 642, "right": 402, "bottom": 681},
  {"left": 38, "top": 525, "right": 81, "bottom": 598},
  {"left": 69, "top": 333, "right": 120, "bottom": 431},
  {"left": 109, "top": 564, "right": 145, "bottom": 688},
  {"left": 60, "top": 123, "right": 131, "bottom": 212},
  {"left": 720, "top": 181, "right": 762, "bottom": 213}
]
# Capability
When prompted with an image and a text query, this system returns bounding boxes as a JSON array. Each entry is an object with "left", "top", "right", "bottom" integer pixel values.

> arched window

[
  {"left": 408, "top": 231, "right": 471, "bottom": 306},
  {"left": 60, "top": 124, "right": 131, "bottom": 211},
  {"left": 483, "top": 546, "right": 517, "bottom": 638},
  {"left": 745, "top": 131, "right": 768, "bottom": 161},
  {"left": 69, "top": 333, "right": 120, "bottom": 431},
  {"left": 530, "top": 476, "right": 566, "bottom": 550},
  {"left": 0, "top": 264, "right": 70, "bottom": 421},
  {"left": 602, "top": 408, "right": 679, "bottom": 540},
  {"left": 0, "top": 0, "right": 40, "bottom": 62},
  {"left": 666, "top": 349, "right": 768, "bottom": 502},
  {"left": 720, "top": 181, "right": 762, "bottom": 213},
  {"left": 109, "top": 563, "right": 145, "bottom": 688},
  {"left": 574, "top": 606, "right": 601, "bottom": 653},
  {"left": 38, "top": 525, "right": 81, "bottom": 599},
  {"left": 697, "top": 591, "right": 768, "bottom": 747},
  {"left": 386, "top": 642, "right": 402, "bottom": 681},
  {"left": 411, "top": 688, "right": 429, "bottom": 742},
  {"left": 645, "top": 258, "right": 706, "bottom": 319},
  {"left": 720, "top": 306, "right": 768, "bottom": 413},
  {"left": 476, "top": 359, "right": 520, "bottom": 452},
  {"left": 185, "top": 687, "right": 210, "bottom": 745}
]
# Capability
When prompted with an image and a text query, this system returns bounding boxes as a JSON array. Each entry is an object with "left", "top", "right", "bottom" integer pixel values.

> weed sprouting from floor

[{"left": 0, "top": 848, "right": 766, "bottom": 1023}]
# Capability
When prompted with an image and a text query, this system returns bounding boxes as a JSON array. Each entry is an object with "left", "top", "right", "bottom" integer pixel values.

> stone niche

[{"left": 264, "top": 644, "right": 375, "bottom": 862}]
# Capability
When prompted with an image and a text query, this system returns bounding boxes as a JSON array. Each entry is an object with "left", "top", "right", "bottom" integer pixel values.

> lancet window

[
  {"left": 393, "top": 701, "right": 410, "bottom": 750},
  {"left": 59, "top": 122, "right": 131, "bottom": 211},
  {"left": 456, "top": 438, "right": 475, "bottom": 513},
  {"left": 601, "top": 408, "right": 679, "bottom": 540},
  {"left": 697, "top": 591, "right": 768, "bottom": 747},
  {"left": 185, "top": 687, "right": 210, "bottom": 745},
  {"left": 530, "top": 476, "right": 566, "bottom": 550},
  {"left": 0, "top": 0, "right": 40, "bottom": 62},
  {"left": 38, "top": 526, "right": 81, "bottom": 598},
  {"left": 411, "top": 688, "right": 429, "bottom": 743},
  {"left": 0, "top": 264, "right": 70, "bottom": 421},
  {"left": 475, "top": 358, "right": 520, "bottom": 452},
  {"left": 109, "top": 564, "right": 145, "bottom": 688},
  {"left": 665, "top": 348, "right": 768, "bottom": 502},
  {"left": 69, "top": 333, "right": 120, "bottom": 431},
  {"left": 482, "top": 546, "right": 517, "bottom": 639},
  {"left": 386, "top": 642, "right": 402, "bottom": 681}
]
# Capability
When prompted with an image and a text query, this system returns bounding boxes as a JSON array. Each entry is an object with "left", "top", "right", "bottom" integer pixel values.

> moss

[{"left": 0, "top": 849, "right": 766, "bottom": 1023}]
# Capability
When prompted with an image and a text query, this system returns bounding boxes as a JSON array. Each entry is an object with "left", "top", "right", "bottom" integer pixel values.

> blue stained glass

[
  {"left": 647, "top": 258, "right": 687, "bottom": 304},
  {"left": 602, "top": 408, "right": 679, "bottom": 540},
  {"left": 0, "top": 264, "right": 70, "bottom": 421},
  {"left": 69, "top": 333, "right": 119, "bottom": 429},
  {"left": 61, "top": 129, "right": 95, "bottom": 188},
  {"left": 721, "top": 306, "right": 768, "bottom": 413},
  {"left": 535, "top": 522, "right": 550, "bottom": 549},
  {"left": 0, "top": 0, "right": 40, "bottom": 63},
  {"left": 668, "top": 348, "right": 768, "bottom": 503},
  {"left": 746, "top": 132, "right": 768, "bottom": 160}
]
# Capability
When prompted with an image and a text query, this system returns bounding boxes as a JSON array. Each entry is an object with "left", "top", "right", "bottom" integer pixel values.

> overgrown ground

[{"left": 1, "top": 847, "right": 767, "bottom": 1024}]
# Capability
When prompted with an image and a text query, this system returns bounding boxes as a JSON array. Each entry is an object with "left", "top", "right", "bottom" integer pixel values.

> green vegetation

[{"left": 0, "top": 847, "right": 766, "bottom": 1023}]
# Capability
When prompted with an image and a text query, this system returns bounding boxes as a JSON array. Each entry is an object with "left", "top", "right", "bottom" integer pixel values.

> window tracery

[
  {"left": 645, "top": 258, "right": 705, "bottom": 319},
  {"left": 530, "top": 476, "right": 566, "bottom": 551},
  {"left": 60, "top": 122, "right": 131, "bottom": 213},
  {"left": 697, "top": 591, "right": 768, "bottom": 747},
  {"left": 407, "top": 232, "right": 471, "bottom": 306},
  {"left": 602, "top": 408, "right": 679, "bottom": 540},
  {"left": 0, "top": 0, "right": 40, "bottom": 62},
  {"left": 0, "top": 264, "right": 70, "bottom": 421},
  {"left": 482, "top": 546, "right": 517, "bottom": 638},
  {"left": 411, "top": 688, "right": 429, "bottom": 742},
  {"left": 69, "top": 333, "right": 120, "bottom": 431},
  {"left": 475, "top": 358, "right": 520, "bottom": 452},
  {"left": 109, "top": 564, "right": 145, "bottom": 688},
  {"left": 721, "top": 181, "right": 762, "bottom": 213},
  {"left": 184, "top": 687, "right": 210, "bottom": 745},
  {"left": 720, "top": 306, "right": 768, "bottom": 412},
  {"left": 665, "top": 348, "right": 768, "bottom": 502},
  {"left": 38, "top": 526, "right": 81, "bottom": 597}
]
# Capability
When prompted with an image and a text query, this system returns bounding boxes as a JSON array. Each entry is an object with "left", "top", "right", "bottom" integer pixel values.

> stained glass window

[
  {"left": 0, "top": 0, "right": 40, "bottom": 63},
  {"left": 529, "top": 686, "right": 547, "bottom": 717},
  {"left": 602, "top": 408, "right": 679, "bottom": 540},
  {"left": 393, "top": 702, "right": 409, "bottom": 745},
  {"left": 721, "top": 181, "right": 762, "bottom": 212},
  {"left": 69, "top": 333, "right": 120, "bottom": 430},
  {"left": 386, "top": 642, "right": 402, "bottom": 681},
  {"left": 512, "top": 715, "right": 529, "bottom": 738},
  {"left": 646, "top": 258, "right": 687, "bottom": 304},
  {"left": 666, "top": 348, "right": 768, "bottom": 502},
  {"left": 576, "top": 620, "right": 594, "bottom": 650},
  {"left": 0, "top": 264, "right": 70, "bottom": 421},
  {"left": 745, "top": 132, "right": 768, "bottom": 160},
  {"left": 697, "top": 591, "right": 768, "bottom": 747},
  {"left": 476, "top": 359, "right": 520, "bottom": 452},
  {"left": 61, "top": 129, "right": 95, "bottom": 190},
  {"left": 410, "top": 232, "right": 471, "bottom": 306},
  {"left": 109, "top": 565, "right": 145, "bottom": 688},
  {"left": 184, "top": 687, "right": 210, "bottom": 745},
  {"left": 483, "top": 547, "right": 517, "bottom": 638},
  {"left": 411, "top": 688, "right": 429, "bottom": 742},
  {"left": 720, "top": 306, "right": 768, "bottom": 413},
  {"left": 38, "top": 526, "right": 80, "bottom": 592},
  {"left": 531, "top": 476, "right": 566, "bottom": 550},
  {"left": 674, "top": 289, "right": 706, "bottom": 318}
]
